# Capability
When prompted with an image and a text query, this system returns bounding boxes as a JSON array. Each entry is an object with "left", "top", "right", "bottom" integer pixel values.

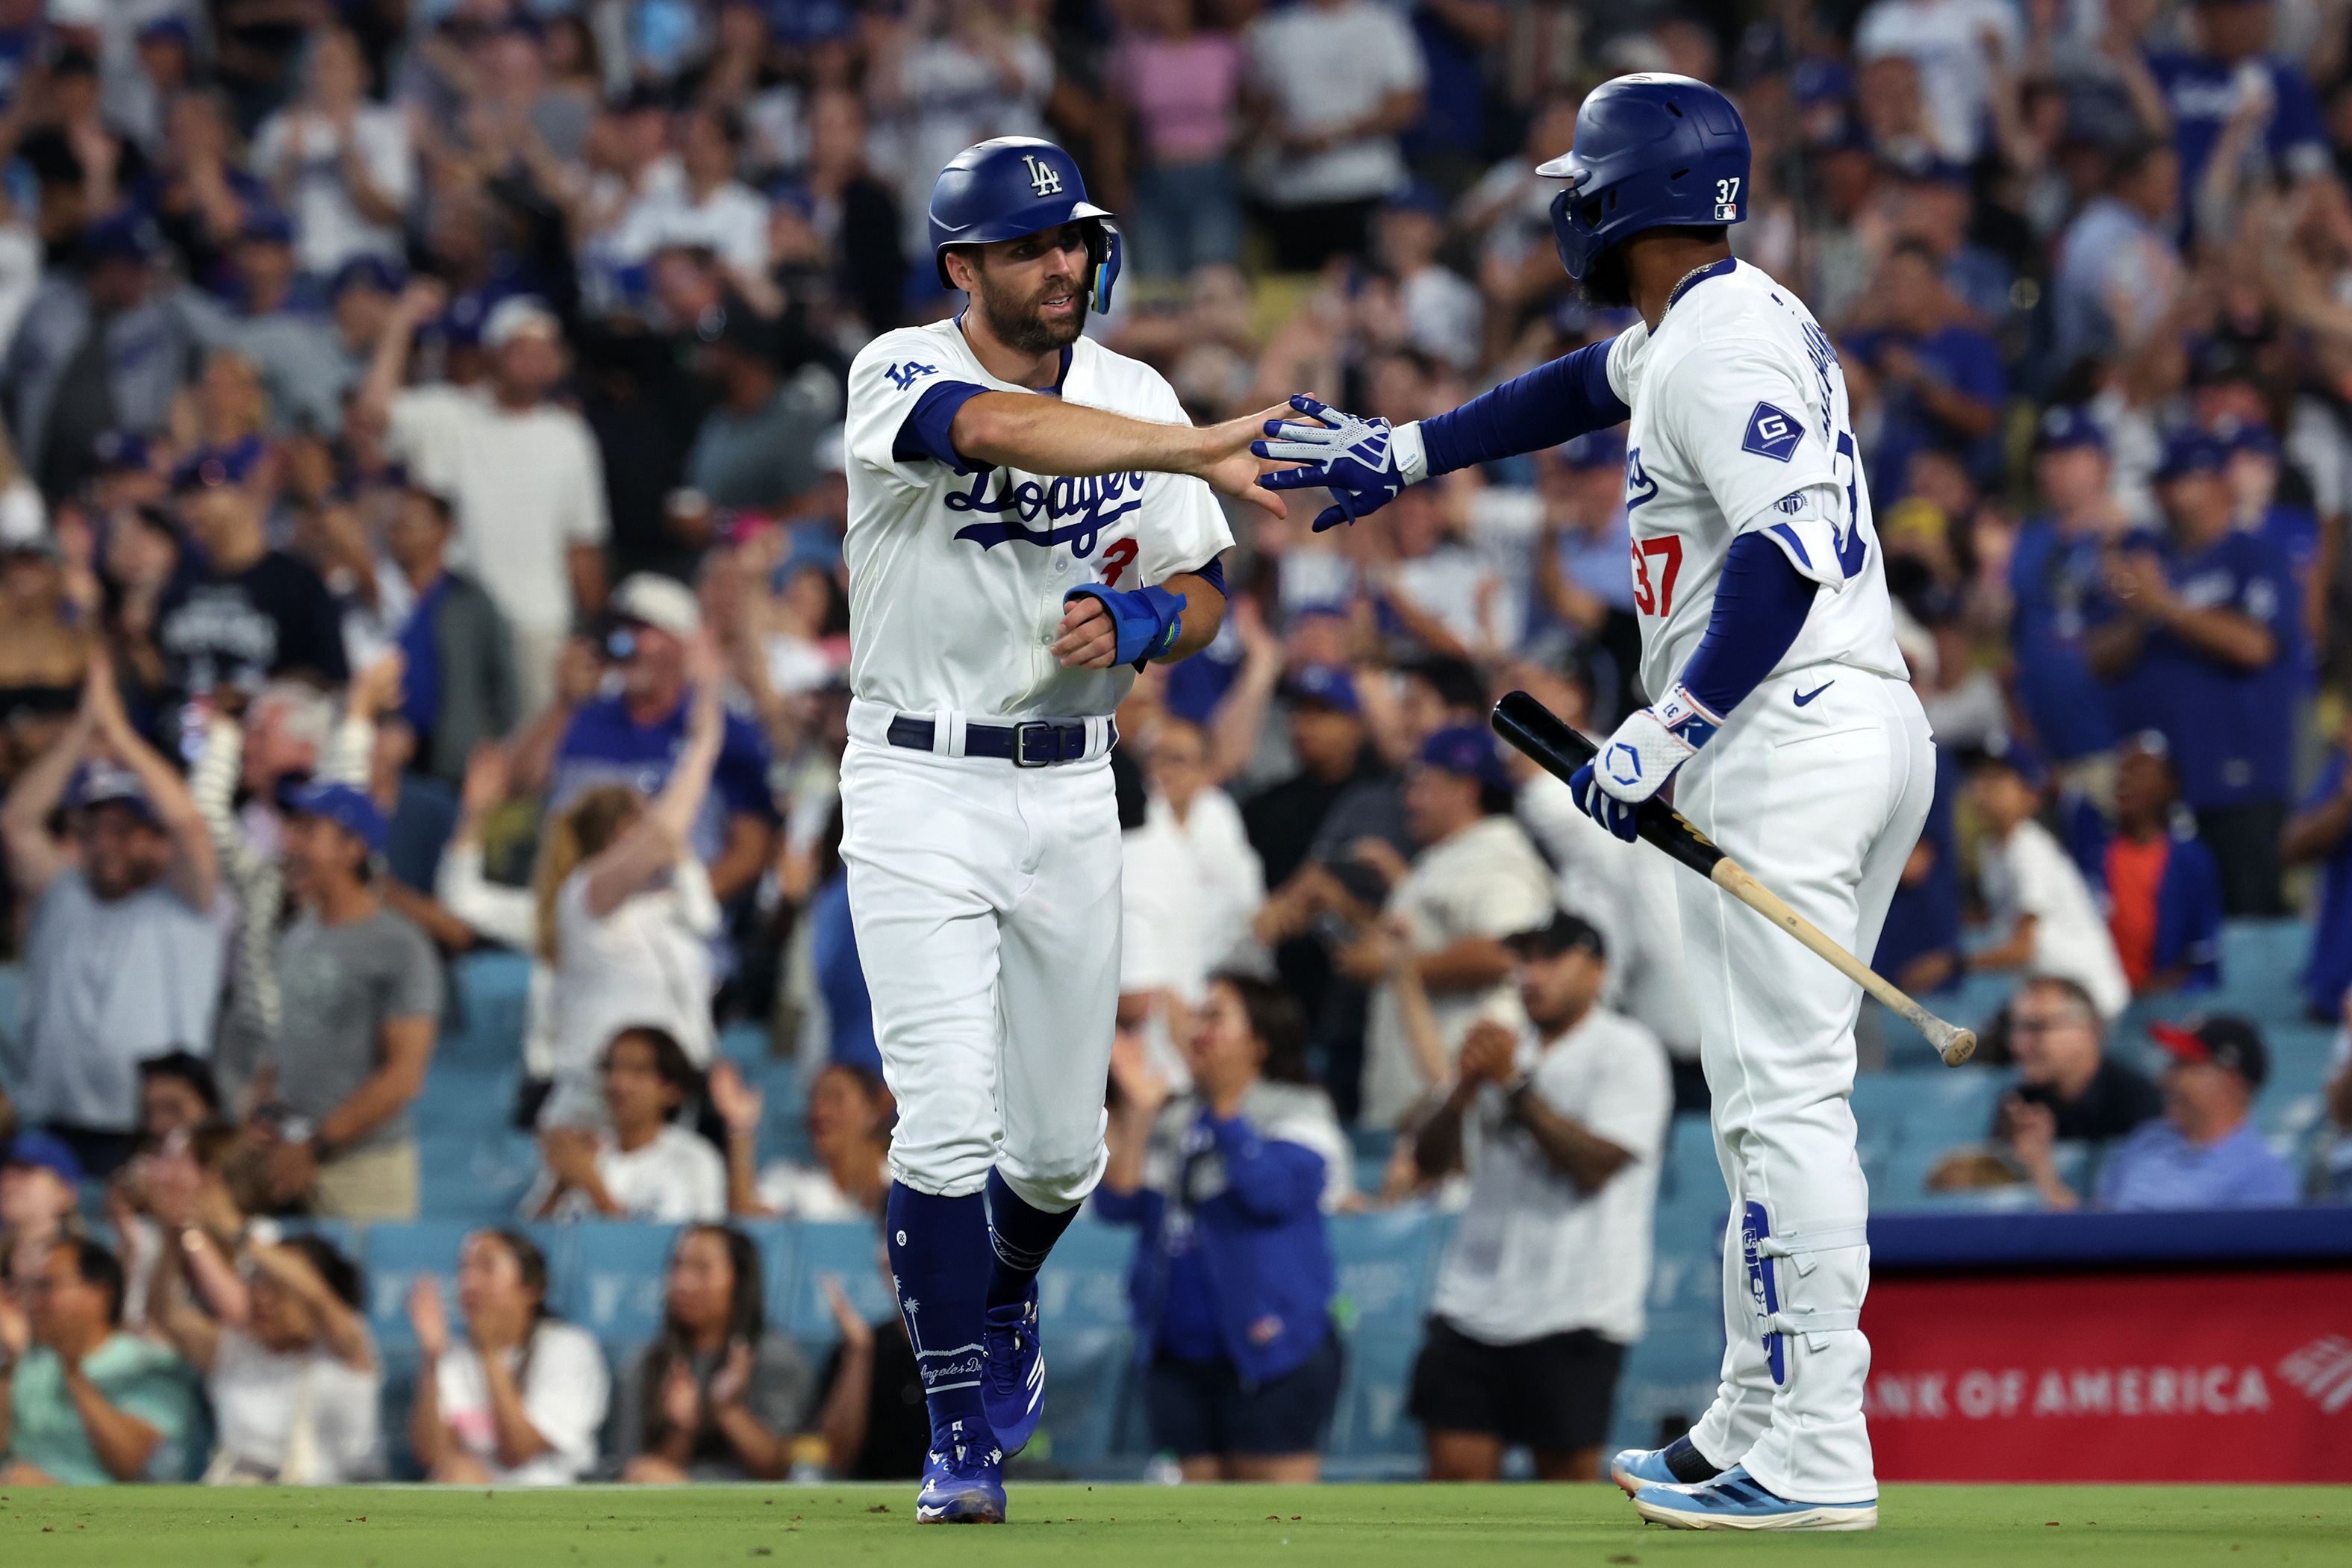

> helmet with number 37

[
  {"left": 928, "top": 137, "right": 1123, "bottom": 314},
  {"left": 1538, "top": 74, "right": 1750, "bottom": 281}
]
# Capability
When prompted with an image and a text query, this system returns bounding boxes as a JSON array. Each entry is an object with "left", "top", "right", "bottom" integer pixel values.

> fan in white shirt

[
  {"left": 528, "top": 1026, "right": 726, "bottom": 1223},
  {"left": 709, "top": 1059, "right": 893, "bottom": 1221},
  {"left": 1964, "top": 745, "right": 2130, "bottom": 1020},
  {"left": 1120, "top": 717, "right": 1267, "bottom": 1010},
  {"left": 148, "top": 1228, "right": 381, "bottom": 1484},
  {"left": 406, "top": 1230, "right": 609, "bottom": 1487}
]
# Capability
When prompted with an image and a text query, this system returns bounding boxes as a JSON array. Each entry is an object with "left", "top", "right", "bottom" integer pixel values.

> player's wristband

[
  {"left": 1394, "top": 421, "right": 1429, "bottom": 485},
  {"left": 1064, "top": 583, "right": 1188, "bottom": 669},
  {"left": 1594, "top": 683, "right": 1723, "bottom": 804}
]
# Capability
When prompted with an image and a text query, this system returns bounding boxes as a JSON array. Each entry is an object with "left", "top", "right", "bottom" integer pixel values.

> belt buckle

[{"left": 1011, "top": 720, "right": 1056, "bottom": 767}]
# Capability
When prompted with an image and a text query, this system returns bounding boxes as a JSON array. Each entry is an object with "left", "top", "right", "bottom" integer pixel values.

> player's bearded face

[
  {"left": 973, "top": 237, "right": 1089, "bottom": 356},
  {"left": 1573, "top": 242, "right": 1636, "bottom": 311}
]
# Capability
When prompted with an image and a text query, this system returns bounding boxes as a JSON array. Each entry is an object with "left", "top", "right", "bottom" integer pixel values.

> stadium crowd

[{"left": 0, "top": 0, "right": 2346, "bottom": 1490}]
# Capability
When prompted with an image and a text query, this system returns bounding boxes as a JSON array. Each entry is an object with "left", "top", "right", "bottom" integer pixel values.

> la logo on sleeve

[{"left": 1741, "top": 402, "right": 1805, "bottom": 462}]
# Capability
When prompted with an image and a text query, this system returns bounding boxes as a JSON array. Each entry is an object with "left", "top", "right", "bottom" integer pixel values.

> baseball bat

[{"left": 1491, "top": 690, "right": 1977, "bottom": 1068}]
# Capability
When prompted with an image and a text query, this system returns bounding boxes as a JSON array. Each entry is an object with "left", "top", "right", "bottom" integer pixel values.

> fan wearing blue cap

[
  {"left": 1253, "top": 75, "right": 1935, "bottom": 1531},
  {"left": 837, "top": 134, "right": 1309, "bottom": 1525},
  {"left": 2009, "top": 406, "right": 2121, "bottom": 773},
  {"left": 2087, "top": 424, "right": 2299, "bottom": 916}
]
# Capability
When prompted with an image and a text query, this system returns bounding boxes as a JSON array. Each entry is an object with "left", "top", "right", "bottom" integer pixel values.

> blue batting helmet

[
  {"left": 1539, "top": 74, "right": 1750, "bottom": 281},
  {"left": 929, "top": 137, "right": 1122, "bottom": 313}
]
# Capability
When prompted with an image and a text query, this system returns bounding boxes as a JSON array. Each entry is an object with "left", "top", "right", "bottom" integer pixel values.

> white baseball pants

[
  {"left": 837, "top": 701, "right": 1123, "bottom": 1212},
  {"left": 1670, "top": 666, "right": 1934, "bottom": 1504}
]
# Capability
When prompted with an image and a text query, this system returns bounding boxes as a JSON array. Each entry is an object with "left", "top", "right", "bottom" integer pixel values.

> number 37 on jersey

[{"left": 1622, "top": 446, "right": 1682, "bottom": 617}]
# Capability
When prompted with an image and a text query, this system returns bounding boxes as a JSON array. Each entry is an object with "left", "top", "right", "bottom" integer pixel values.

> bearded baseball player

[
  {"left": 1258, "top": 75, "right": 1930, "bottom": 1531},
  {"left": 840, "top": 137, "right": 1282, "bottom": 1523}
]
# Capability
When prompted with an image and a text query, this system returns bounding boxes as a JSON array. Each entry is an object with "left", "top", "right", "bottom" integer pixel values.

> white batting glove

[{"left": 1592, "top": 685, "right": 1724, "bottom": 805}]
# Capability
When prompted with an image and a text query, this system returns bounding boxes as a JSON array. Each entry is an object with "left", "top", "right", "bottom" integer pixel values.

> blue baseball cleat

[
  {"left": 1632, "top": 1466, "right": 1877, "bottom": 1531},
  {"left": 981, "top": 1287, "right": 1046, "bottom": 1455},
  {"left": 1610, "top": 1435, "right": 1717, "bottom": 1495},
  {"left": 915, "top": 1419, "right": 1005, "bottom": 1524}
]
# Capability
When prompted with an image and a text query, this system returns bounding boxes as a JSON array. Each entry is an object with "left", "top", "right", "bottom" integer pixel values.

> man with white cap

[
  {"left": 547, "top": 572, "right": 777, "bottom": 909},
  {"left": 352, "top": 284, "right": 611, "bottom": 716}
]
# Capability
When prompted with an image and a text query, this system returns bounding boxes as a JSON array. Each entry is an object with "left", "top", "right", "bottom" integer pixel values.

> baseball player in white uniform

[
  {"left": 1258, "top": 75, "right": 1932, "bottom": 1530},
  {"left": 840, "top": 137, "right": 1282, "bottom": 1523}
]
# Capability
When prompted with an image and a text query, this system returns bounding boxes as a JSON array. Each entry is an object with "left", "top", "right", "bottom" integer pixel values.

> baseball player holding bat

[
  {"left": 840, "top": 137, "right": 1286, "bottom": 1522},
  {"left": 1258, "top": 75, "right": 1930, "bottom": 1531}
]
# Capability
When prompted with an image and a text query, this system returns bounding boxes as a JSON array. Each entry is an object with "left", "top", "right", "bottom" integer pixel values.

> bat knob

[{"left": 1936, "top": 1028, "right": 1978, "bottom": 1068}]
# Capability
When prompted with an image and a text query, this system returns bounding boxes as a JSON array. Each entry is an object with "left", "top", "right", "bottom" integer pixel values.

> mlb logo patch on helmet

[{"left": 1741, "top": 402, "right": 1805, "bottom": 462}]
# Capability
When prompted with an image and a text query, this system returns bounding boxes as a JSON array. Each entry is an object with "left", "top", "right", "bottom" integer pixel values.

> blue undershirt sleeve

[
  {"left": 1185, "top": 556, "right": 1226, "bottom": 597},
  {"left": 1677, "top": 531, "right": 1821, "bottom": 718},
  {"left": 892, "top": 379, "right": 993, "bottom": 472},
  {"left": 1418, "top": 340, "right": 1630, "bottom": 477}
]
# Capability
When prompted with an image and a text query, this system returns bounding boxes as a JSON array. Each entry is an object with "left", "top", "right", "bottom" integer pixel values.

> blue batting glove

[
  {"left": 1570, "top": 761, "right": 1643, "bottom": 843},
  {"left": 1253, "top": 394, "right": 1408, "bottom": 531}
]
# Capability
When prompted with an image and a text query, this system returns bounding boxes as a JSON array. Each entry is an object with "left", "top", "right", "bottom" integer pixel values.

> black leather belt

[{"left": 885, "top": 714, "right": 1114, "bottom": 766}]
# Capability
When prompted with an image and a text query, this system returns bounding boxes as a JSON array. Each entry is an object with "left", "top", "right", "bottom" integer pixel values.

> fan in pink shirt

[{"left": 1109, "top": 0, "right": 1244, "bottom": 278}]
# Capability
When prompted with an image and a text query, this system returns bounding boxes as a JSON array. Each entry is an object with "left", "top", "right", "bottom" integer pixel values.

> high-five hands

[{"left": 1253, "top": 395, "right": 1411, "bottom": 531}]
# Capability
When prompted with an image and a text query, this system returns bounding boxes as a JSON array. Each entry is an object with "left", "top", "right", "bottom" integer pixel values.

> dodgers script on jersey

[
  {"left": 843, "top": 320, "right": 1232, "bottom": 718},
  {"left": 1602, "top": 260, "right": 1907, "bottom": 702}
]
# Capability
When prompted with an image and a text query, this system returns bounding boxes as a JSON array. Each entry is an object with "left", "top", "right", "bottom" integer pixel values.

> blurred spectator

[
  {"left": 1353, "top": 726, "right": 1551, "bottom": 1128},
  {"left": 1240, "top": 0, "right": 1426, "bottom": 271},
  {"left": 543, "top": 575, "right": 775, "bottom": 910},
  {"left": 2089, "top": 429, "right": 2298, "bottom": 916},
  {"left": 0, "top": 660, "right": 222, "bottom": 1178},
  {"left": 0, "top": 1237, "right": 199, "bottom": 1486},
  {"left": 1853, "top": 0, "right": 2022, "bottom": 163},
  {"left": 790, "top": 89, "right": 907, "bottom": 337},
  {"left": 2284, "top": 709, "right": 2352, "bottom": 1017},
  {"left": 200, "top": 210, "right": 352, "bottom": 437},
  {"left": 1520, "top": 435, "right": 1641, "bottom": 724},
  {"left": 1963, "top": 741, "right": 2132, "bottom": 1019},
  {"left": 361, "top": 285, "right": 610, "bottom": 717},
  {"left": 134, "top": 88, "right": 267, "bottom": 299},
  {"left": 1373, "top": 484, "right": 1511, "bottom": 660},
  {"left": 2095, "top": 733, "right": 2224, "bottom": 995},
  {"left": 253, "top": 780, "right": 442, "bottom": 1221},
  {"left": 1990, "top": 975, "right": 2165, "bottom": 1206},
  {"left": 2326, "top": 1020, "right": 2352, "bottom": 1198},
  {"left": 2050, "top": 138, "right": 2183, "bottom": 371},
  {"left": 383, "top": 484, "right": 520, "bottom": 789},
  {"left": 526, "top": 1027, "right": 723, "bottom": 1223},
  {"left": 2, "top": 1134, "right": 84, "bottom": 1332},
  {"left": 681, "top": 306, "right": 826, "bottom": 510},
  {"left": 1372, "top": 187, "right": 1481, "bottom": 372},
  {"left": 713, "top": 1060, "right": 891, "bottom": 1221},
  {"left": 405, "top": 1229, "right": 608, "bottom": 1487},
  {"left": 248, "top": 27, "right": 411, "bottom": 281},
  {"left": 1098, "top": 975, "right": 1347, "bottom": 1482},
  {"left": 534, "top": 636, "right": 729, "bottom": 1126},
  {"left": 2009, "top": 407, "right": 2122, "bottom": 782},
  {"left": 1844, "top": 240, "right": 2005, "bottom": 496},
  {"left": 2091, "top": 1017, "right": 2298, "bottom": 1209},
  {"left": 613, "top": 1225, "right": 809, "bottom": 1482},
  {"left": 872, "top": 0, "right": 1055, "bottom": 266},
  {"left": 1120, "top": 718, "right": 1267, "bottom": 1013},
  {"left": 4, "top": 211, "right": 206, "bottom": 506},
  {"left": 1109, "top": 0, "right": 1244, "bottom": 279},
  {"left": 808, "top": 1266, "right": 929, "bottom": 1482},
  {"left": 1408, "top": 913, "right": 1667, "bottom": 1484},
  {"left": 147, "top": 1228, "right": 380, "bottom": 1484},
  {"left": 617, "top": 108, "right": 770, "bottom": 277},
  {"left": 134, "top": 1055, "right": 219, "bottom": 1146},
  {"left": 149, "top": 440, "right": 349, "bottom": 713},
  {"left": 2148, "top": 0, "right": 2332, "bottom": 236},
  {"left": 1871, "top": 748, "right": 1965, "bottom": 1005}
]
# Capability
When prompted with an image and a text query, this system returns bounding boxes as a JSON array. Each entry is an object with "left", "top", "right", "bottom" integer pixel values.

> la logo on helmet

[{"left": 1021, "top": 154, "right": 1062, "bottom": 197}]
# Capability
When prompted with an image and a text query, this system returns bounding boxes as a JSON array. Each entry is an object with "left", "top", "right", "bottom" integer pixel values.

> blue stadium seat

[
  {"left": 1608, "top": 1305, "right": 1724, "bottom": 1458},
  {"left": 1035, "top": 1220, "right": 1141, "bottom": 1470},
  {"left": 415, "top": 1132, "right": 541, "bottom": 1225},
  {"left": 563, "top": 1222, "right": 682, "bottom": 1353},
  {"left": 2218, "top": 919, "right": 2310, "bottom": 1019},
  {"left": 717, "top": 1021, "right": 773, "bottom": 1065},
  {"left": 414, "top": 1065, "right": 521, "bottom": 1139},
  {"left": 440, "top": 950, "right": 533, "bottom": 1069},
  {"left": 780, "top": 1219, "right": 892, "bottom": 1343},
  {"left": 1327, "top": 1208, "right": 1441, "bottom": 1332},
  {"left": 1325, "top": 1325, "right": 1421, "bottom": 1462}
]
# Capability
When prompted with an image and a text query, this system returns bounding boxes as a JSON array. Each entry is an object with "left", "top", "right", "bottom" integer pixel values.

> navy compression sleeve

[
  {"left": 1676, "top": 532, "right": 1821, "bottom": 717},
  {"left": 1418, "top": 340, "right": 1630, "bottom": 477},
  {"left": 893, "top": 380, "right": 992, "bottom": 472}
]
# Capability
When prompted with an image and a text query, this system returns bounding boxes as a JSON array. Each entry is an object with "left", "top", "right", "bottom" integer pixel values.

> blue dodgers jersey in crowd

[
  {"left": 2298, "top": 746, "right": 2352, "bottom": 1014},
  {"left": 1871, "top": 745, "right": 1963, "bottom": 989},
  {"left": 2094, "top": 526, "right": 2300, "bottom": 810},
  {"left": 549, "top": 695, "right": 779, "bottom": 866},
  {"left": 2147, "top": 50, "right": 2331, "bottom": 230},
  {"left": 1844, "top": 323, "right": 2007, "bottom": 493},
  {"left": 2009, "top": 518, "right": 2119, "bottom": 763}
]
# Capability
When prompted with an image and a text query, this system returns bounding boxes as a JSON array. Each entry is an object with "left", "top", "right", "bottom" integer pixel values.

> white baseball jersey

[
  {"left": 843, "top": 319, "right": 1233, "bottom": 718},
  {"left": 1602, "top": 259, "right": 1907, "bottom": 703}
]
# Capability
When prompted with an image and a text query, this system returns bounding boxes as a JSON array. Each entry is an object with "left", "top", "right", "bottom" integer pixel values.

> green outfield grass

[{"left": 0, "top": 1483, "right": 2343, "bottom": 1567}]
